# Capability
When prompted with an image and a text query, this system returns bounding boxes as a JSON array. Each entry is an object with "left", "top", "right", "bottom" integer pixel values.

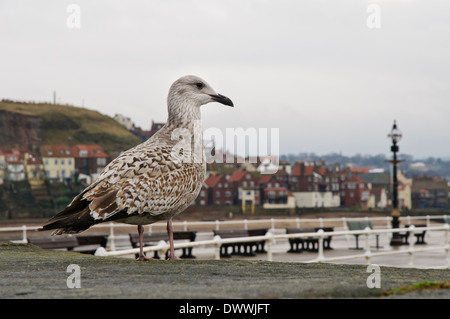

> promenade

[{"left": 0, "top": 241, "right": 448, "bottom": 299}]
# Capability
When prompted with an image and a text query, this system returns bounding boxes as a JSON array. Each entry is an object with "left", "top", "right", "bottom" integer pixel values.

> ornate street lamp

[{"left": 387, "top": 120, "right": 403, "bottom": 246}]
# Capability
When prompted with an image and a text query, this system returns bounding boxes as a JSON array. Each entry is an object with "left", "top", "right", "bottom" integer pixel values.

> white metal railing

[
  {"left": 1, "top": 215, "right": 448, "bottom": 248},
  {"left": 94, "top": 224, "right": 450, "bottom": 269}
]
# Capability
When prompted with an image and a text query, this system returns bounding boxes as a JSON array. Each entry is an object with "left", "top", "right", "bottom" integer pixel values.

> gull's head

[{"left": 168, "top": 75, "right": 234, "bottom": 108}]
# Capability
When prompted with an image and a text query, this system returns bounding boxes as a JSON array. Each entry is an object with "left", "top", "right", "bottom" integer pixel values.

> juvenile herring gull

[{"left": 40, "top": 75, "right": 233, "bottom": 260}]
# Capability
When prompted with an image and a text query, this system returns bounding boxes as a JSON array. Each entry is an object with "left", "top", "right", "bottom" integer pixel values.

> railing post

[
  {"left": 296, "top": 218, "right": 300, "bottom": 229},
  {"left": 408, "top": 225, "right": 415, "bottom": 266},
  {"left": 213, "top": 235, "right": 221, "bottom": 260},
  {"left": 265, "top": 231, "right": 273, "bottom": 262},
  {"left": 386, "top": 216, "right": 391, "bottom": 229},
  {"left": 444, "top": 224, "right": 449, "bottom": 269},
  {"left": 215, "top": 220, "right": 220, "bottom": 231},
  {"left": 316, "top": 229, "right": 324, "bottom": 263},
  {"left": 244, "top": 219, "right": 248, "bottom": 230},
  {"left": 364, "top": 227, "right": 371, "bottom": 265},
  {"left": 343, "top": 217, "right": 349, "bottom": 241},
  {"left": 22, "top": 225, "right": 27, "bottom": 243},
  {"left": 426, "top": 215, "right": 431, "bottom": 241},
  {"left": 109, "top": 222, "right": 116, "bottom": 251},
  {"left": 270, "top": 218, "right": 275, "bottom": 232},
  {"left": 184, "top": 220, "right": 188, "bottom": 232},
  {"left": 319, "top": 218, "right": 323, "bottom": 228}
]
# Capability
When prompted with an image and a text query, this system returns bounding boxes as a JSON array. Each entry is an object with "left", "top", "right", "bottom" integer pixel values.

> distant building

[
  {"left": 0, "top": 150, "right": 5, "bottom": 184},
  {"left": 293, "top": 191, "right": 340, "bottom": 208},
  {"left": 148, "top": 120, "right": 166, "bottom": 138},
  {"left": 71, "top": 144, "right": 110, "bottom": 180},
  {"left": 263, "top": 187, "right": 296, "bottom": 211},
  {"left": 40, "top": 145, "right": 75, "bottom": 182},
  {"left": 114, "top": 114, "right": 135, "bottom": 131},
  {"left": 339, "top": 174, "right": 370, "bottom": 208},
  {"left": 25, "top": 153, "right": 45, "bottom": 185},
  {"left": 228, "top": 170, "right": 260, "bottom": 208},
  {"left": 412, "top": 175, "right": 449, "bottom": 209}
]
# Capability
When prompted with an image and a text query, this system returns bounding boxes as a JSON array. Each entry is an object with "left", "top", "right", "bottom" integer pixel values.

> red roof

[
  {"left": 292, "top": 165, "right": 314, "bottom": 176},
  {"left": 257, "top": 175, "right": 273, "bottom": 184},
  {"left": 71, "top": 145, "right": 108, "bottom": 158},
  {"left": 347, "top": 174, "right": 365, "bottom": 184},
  {"left": 228, "top": 170, "right": 250, "bottom": 182},
  {"left": 41, "top": 145, "right": 74, "bottom": 158},
  {"left": 27, "top": 156, "right": 43, "bottom": 165},
  {"left": 204, "top": 174, "right": 223, "bottom": 188}
]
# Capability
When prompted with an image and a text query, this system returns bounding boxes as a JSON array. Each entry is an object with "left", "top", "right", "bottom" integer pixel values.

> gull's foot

[
  {"left": 136, "top": 255, "right": 157, "bottom": 261},
  {"left": 166, "top": 253, "right": 180, "bottom": 260}
]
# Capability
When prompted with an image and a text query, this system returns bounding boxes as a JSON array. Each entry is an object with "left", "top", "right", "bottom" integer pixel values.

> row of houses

[
  {"left": 2, "top": 143, "right": 449, "bottom": 210},
  {"left": 0, "top": 145, "right": 109, "bottom": 185},
  {"left": 194, "top": 159, "right": 447, "bottom": 211}
]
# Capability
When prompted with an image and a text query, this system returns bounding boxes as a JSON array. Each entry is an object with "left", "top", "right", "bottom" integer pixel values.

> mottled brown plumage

[{"left": 41, "top": 75, "right": 233, "bottom": 260}]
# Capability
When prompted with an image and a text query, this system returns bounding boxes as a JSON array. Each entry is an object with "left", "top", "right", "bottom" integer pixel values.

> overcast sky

[{"left": 1, "top": 1, "right": 449, "bottom": 159}]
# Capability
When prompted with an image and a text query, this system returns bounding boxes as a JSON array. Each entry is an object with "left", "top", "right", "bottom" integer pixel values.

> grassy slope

[{"left": 0, "top": 102, "right": 142, "bottom": 157}]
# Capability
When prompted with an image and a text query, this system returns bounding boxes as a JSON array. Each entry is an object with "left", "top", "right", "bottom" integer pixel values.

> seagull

[{"left": 40, "top": 75, "right": 233, "bottom": 260}]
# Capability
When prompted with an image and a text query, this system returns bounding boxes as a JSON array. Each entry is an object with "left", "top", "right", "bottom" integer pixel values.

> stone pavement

[{"left": 0, "top": 241, "right": 448, "bottom": 299}]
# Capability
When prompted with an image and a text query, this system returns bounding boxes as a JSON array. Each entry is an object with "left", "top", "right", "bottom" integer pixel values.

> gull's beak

[{"left": 209, "top": 93, "right": 234, "bottom": 107}]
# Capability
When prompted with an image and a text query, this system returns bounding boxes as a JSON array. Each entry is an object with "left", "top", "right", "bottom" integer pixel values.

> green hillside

[{"left": 0, "top": 101, "right": 142, "bottom": 157}]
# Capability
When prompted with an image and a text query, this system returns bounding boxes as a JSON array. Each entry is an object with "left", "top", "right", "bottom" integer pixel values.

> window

[
  {"left": 45, "top": 159, "right": 49, "bottom": 165},
  {"left": 242, "top": 181, "right": 247, "bottom": 187},
  {"left": 200, "top": 190, "right": 206, "bottom": 197},
  {"left": 68, "top": 159, "right": 72, "bottom": 165},
  {"left": 216, "top": 191, "right": 220, "bottom": 198},
  {"left": 217, "top": 183, "right": 222, "bottom": 188},
  {"left": 225, "top": 191, "right": 231, "bottom": 197},
  {"left": 224, "top": 183, "right": 228, "bottom": 188},
  {"left": 200, "top": 200, "right": 206, "bottom": 206},
  {"left": 54, "top": 159, "right": 58, "bottom": 165},
  {"left": 61, "top": 159, "right": 65, "bottom": 165},
  {"left": 246, "top": 174, "right": 251, "bottom": 179},
  {"left": 97, "top": 158, "right": 106, "bottom": 165}
]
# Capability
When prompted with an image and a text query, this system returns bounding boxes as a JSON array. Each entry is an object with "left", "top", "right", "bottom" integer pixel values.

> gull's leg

[
  {"left": 166, "top": 219, "right": 179, "bottom": 260},
  {"left": 137, "top": 225, "right": 153, "bottom": 261}
]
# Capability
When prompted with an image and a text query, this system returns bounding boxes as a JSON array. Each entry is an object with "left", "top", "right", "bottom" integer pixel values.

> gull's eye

[{"left": 195, "top": 82, "right": 204, "bottom": 89}]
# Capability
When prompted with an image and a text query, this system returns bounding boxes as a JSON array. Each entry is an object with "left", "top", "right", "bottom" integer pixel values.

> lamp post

[{"left": 387, "top": 120, "right": 403, "bottom": 246}]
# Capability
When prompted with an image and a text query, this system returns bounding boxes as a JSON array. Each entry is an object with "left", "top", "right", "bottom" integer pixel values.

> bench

[
  {"left": 347, "top": 221, "right": 381, "bottom": 249},
  {"left": 286, "top": 227, "right": 334, "bottom": 253},
  {"left": 247, "top": 228, "right": 269, "bottom": 253},
  {"left": 28, "top": 235, "right": 109, "bottom": 254},
  {"left": 402, "top": 225, "right": 427, "bottom": 245},
  {"left": 213, "top": 229, "right": 268, "bottom": 258},
  {"left": 74, "top": 235, "right": 108, "bottom": 254},
  {"left": 129, "top": 231, "right": 196, "bottom": 259},
  {"left": 28, "top": 236, "right": 79, "bottom": 251}
]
